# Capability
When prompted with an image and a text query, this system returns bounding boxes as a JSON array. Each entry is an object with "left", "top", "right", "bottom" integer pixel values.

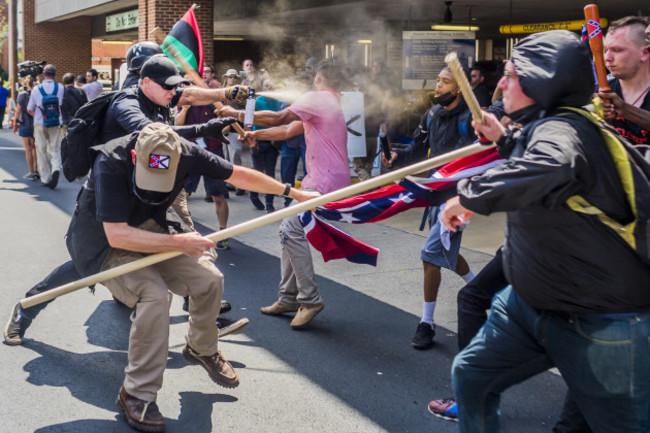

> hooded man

[{"left": 441, "top": 30, "right": 650, "bottom": 433}]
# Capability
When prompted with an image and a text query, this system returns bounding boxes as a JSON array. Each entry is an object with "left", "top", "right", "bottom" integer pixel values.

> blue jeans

[
  {"left": 453, "top": 286, "right": 650, "bottom": 433},
  {"left": 280, "top": 142, "right": 305, "bottom": 186}
]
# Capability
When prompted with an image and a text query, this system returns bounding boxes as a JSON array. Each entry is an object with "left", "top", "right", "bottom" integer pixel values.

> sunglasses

[{"left": 151, "top": 79, "right": 178, "bottom": 91}]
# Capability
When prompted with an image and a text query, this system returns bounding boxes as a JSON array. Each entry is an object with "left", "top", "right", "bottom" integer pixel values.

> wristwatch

[{"left": 282, "top": 183, "right": 292, "bottom": 197}]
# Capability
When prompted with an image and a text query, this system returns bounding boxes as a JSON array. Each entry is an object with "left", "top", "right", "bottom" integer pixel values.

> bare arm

[
  {"left": 13, "top": 104, "right": 22, "bottom": 132},
  {"left": 103, "top": 222, "right": 215, "bottom": 257},
  {"left": 175, "top": 105, "right": 190, "bottom": 126},
  {"left": 226, "top": 164, "right": 318, "bottom": 202},
  {"left": 218, "top": 105, "right": 300, "bottom": 127},
  {"left": 254, "top": 120, "right": 304, "bottom": 141},
  {"left": 178, "top": 87, "right": 228, "bottom": 107},
  {"left": 599, "top": 91, "right": 650, "bottom": 131}
]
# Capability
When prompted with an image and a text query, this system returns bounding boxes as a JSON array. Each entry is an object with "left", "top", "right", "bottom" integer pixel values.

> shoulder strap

[
  {"left": 557, "top": 106, "right": 638, "bottom": 250},
  {"left": 38, "top": 84, "right": 46, "bottom": 97}
]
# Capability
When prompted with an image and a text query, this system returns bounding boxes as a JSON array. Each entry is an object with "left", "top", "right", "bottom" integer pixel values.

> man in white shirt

[
  {"left": 83, "top": 68, "right": 104, "bottom": 101},
  {"left": 27, "top": 64, "right": 64, "bottom": 189}
]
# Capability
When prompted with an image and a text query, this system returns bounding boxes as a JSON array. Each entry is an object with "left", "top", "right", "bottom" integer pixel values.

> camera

[{"left": 18, "top": 60, "right": 46, "bottom": 78}]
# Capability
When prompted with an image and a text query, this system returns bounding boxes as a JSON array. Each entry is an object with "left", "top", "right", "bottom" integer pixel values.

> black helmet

[{"left": 126, "top": 41, "right": 163, "bottom": 72}]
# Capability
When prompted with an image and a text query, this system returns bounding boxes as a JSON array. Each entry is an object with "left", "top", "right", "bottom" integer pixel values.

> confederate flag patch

[{"left": 149, "top": 154, "right": 170, "bottom": 169}]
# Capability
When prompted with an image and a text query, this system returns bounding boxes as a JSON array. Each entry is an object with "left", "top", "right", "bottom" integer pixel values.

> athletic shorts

[
  {"left": 184, "top": 147, "right": 228, "bottom": 197},
  {"left": 420, "top": 206, "right": 463, "bottom": 271}
]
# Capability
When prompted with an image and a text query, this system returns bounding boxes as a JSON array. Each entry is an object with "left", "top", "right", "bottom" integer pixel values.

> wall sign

[{"left": 106, "top": 10, "right": 139, "bottom": 32}]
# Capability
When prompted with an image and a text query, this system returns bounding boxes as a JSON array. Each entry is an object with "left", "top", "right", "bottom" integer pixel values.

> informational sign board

[{"left": 402, "top": 31, "right": 475, "bottom": 90}]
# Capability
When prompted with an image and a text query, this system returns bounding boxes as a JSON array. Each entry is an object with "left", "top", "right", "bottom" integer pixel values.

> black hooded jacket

[
  {"left": 457, "top": 31, "right": 650, "bottom": 314},
  {"left": 395, "top": 99, "right": 475, "bottom": 166}
]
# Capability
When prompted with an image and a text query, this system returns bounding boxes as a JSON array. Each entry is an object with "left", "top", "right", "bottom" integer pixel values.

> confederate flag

[{"left": 301, "top": 146, "right": 504, "bottom": 266}]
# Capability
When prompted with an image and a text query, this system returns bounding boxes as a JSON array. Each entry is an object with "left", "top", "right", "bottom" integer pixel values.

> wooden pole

[{"left": 20, "top": 142, "right": 493, "bottom": 309}]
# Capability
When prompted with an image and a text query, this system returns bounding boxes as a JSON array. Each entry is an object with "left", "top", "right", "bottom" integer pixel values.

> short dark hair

[
  {"left": 204, "top": 64, "right": 215, "bottom": 74},
  {"left": 87, "top": 68, "right": 98, "bottom": 78},
  {"left": 43, "top": 64, "right": 56, "bottom": 78},
  {"left": 62, "top": 72, "right": 75, "bottom": 85},
  {"left": 607, "top": 16, "right": 650, "bottom": 46},
  {"left": 76, "top": 75, "right": 87, "bottom": 84},
  {"left": 315, "top": 59, "right": 345, "bottom": 92},
  {"left": 471, "top": 67, "right": 485, "bottom": 77},
  {"left": 441, "top": 66, "right": 470, "bottom": 84}
]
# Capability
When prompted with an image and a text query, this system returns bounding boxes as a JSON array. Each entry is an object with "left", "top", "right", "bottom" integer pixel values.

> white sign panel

[{"left": 340, "top": 91, "right": 367, "bottom": 158}]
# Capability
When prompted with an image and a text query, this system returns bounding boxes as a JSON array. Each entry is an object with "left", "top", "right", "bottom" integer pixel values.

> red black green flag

[{"left": 161, "top": 7, "right": 204, "bottom": 76}]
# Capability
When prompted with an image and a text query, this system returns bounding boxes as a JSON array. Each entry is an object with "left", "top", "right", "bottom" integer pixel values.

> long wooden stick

[
  {"left": 165, "top": 44, "right": 246, "bottom": 136},
  {"left": 584, "top": 4, "right": 615, "bottom": 120},
  {"left": 445, "top": 52, "right": 485, "bottom": 125},
  {"left": 20, "top": 142, "right": 493, "bottom": 309}
]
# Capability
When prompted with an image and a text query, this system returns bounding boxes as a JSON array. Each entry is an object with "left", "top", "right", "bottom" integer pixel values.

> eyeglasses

[{"left": 502, "top": 70, "right": 517, "bottom": 82}]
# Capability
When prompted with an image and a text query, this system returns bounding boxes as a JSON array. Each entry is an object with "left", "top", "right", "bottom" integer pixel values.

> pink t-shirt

[{"left": 288, "top": 90, "right": 350, "bottom": 194}]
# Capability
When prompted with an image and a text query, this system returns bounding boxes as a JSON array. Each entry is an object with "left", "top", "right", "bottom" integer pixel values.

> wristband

[{"left": 282, "top": 183, "right": 292, "bottom": 197}]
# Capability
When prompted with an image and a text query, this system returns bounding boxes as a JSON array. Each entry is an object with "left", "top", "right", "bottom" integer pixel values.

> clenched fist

[{"left": 224, "top": 85, "right": 251, "bottom": 106}]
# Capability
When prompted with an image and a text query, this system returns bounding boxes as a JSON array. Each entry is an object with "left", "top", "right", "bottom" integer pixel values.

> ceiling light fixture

[{"left": 432, "top": 25, "right": 479, "bottom": 31}]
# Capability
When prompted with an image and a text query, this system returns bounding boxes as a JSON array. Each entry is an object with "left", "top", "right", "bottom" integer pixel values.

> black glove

[
  {"left": 224, "top": 85, "right": 250, "bottom": 105},
  {"left": 172, "top": 118, "right": 236, "bottom": 144},
  {"left": 197, "top": 117, "right": 236, "bottom": 144}
]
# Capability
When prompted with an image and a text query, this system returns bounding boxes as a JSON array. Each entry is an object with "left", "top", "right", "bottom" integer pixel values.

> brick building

[{"left": 20, "top": 0, "right": 215, "bottom": 87}]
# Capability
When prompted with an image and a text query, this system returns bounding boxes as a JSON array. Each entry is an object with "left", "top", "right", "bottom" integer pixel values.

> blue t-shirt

[{"left": 0, "top": 86, "right": 9, "bottom": 107}]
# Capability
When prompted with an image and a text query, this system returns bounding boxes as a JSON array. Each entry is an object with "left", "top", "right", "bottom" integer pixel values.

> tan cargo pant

[{"left": 101, "top": 220, "right": 222, "bottom": 401}]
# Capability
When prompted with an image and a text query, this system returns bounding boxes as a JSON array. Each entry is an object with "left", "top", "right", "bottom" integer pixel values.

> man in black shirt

[
  {"left": 61, "top": 123, "right": 315, "bottom": 432},
  {"left": 470, "top": 67, "right": 492, "bottom": 109},
  {"left": 4, "top": 56, "right": 251, "bottom": 343},
  {"left": 599, "top": 16, "right": 650, "bottom": 145},
  {"left": 60, "top": 72, "right": 87, "bottom": 134}
]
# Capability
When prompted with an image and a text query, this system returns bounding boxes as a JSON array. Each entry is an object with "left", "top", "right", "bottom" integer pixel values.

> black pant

[
  {"left": 249, "top": 141, "right": 279, "bottom": 207},
  {"left": 457, "top": 248, "right": 508, "bottom": 351},
  {"left": 23, "top": 260, "right": 81, "bottom": 320},
  {"left": 456, "top": 248, "right": 592, "bottom": 433}
]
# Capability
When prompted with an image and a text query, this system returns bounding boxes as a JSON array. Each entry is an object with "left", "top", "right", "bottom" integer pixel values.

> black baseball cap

[{"left": 140, "top": 54, "right": 189, "bottom": 87}]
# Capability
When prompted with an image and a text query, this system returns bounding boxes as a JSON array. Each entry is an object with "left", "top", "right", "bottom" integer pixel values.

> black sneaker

[
  {"left": 49, "top": 170, "right": 60, "bottom": 190},
  {"left": 183, "top": 298, "right": 231, "bottom": 314},
  {"left": 4, "top": 303, "right": 31, "bottom": 345},
  {"left": 412, "top": 322, "right": 435, "bottom": 350},
  {"left": 250, "top": 196, "right": 265, "bottom": 210},
  {"left": 220, "top": 300, "right": 232, "bottom": 315}
]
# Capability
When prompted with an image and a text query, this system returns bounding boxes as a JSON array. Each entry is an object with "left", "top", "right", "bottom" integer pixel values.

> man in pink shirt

[{"left": 220, "top": 60, "right": 349, "bottom": 328}]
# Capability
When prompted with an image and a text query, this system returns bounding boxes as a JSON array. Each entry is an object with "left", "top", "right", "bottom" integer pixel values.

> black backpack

[
  {"left": 61, "top": 90, "right": 127, "bottom": 182},
  {"left": 531, "top": 107, "right": 650, "bottom": 265}
]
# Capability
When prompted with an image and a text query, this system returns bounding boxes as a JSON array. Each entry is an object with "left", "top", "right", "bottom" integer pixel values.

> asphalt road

[{"left": 0, "top": 129, "right": 567, "bottom": 432}]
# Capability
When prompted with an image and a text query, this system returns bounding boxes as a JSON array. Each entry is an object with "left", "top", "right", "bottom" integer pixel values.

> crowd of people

[{"left": 3, "top": 14, "right": 650, "bottom": 433}]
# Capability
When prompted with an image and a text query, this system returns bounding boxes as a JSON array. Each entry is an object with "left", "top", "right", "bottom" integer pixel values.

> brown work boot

[
  {"left": 116, "top": 386, "right": 165, "bottom": 432},
  {"left": 183, "top": 344, "right": 239, "bottom": 389},
  {"left": 260, "top": 301, "right": 299, "bottom": 315},
  {"left": 290, "top": 303, "right": 325, "bottom": 329}
]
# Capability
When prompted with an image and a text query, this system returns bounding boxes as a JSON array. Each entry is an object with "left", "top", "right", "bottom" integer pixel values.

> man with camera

[{"left": 27, "top": 63, "right": 64, "bottom": 189}]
